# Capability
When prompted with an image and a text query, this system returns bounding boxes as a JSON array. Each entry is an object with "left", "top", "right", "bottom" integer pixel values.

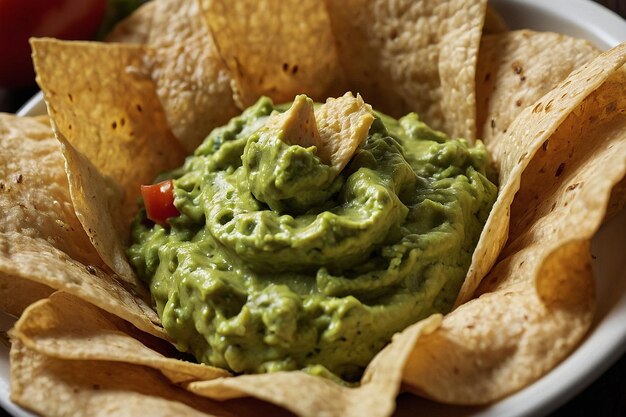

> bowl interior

[{"left": 5, "top": 2, "right": 626, "bottom": 417}]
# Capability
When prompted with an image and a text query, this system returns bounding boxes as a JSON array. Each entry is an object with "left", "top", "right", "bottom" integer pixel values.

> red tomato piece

[{"left": 141, "top": 180, "right": 180, "bottom": 226}]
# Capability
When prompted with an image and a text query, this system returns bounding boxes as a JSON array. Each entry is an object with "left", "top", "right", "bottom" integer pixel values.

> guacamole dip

[{"left": 128, "top": 94, "right": 497, "bottom": 381}]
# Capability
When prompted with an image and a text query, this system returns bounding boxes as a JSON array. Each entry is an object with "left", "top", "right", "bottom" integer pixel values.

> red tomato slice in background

[
  {"left": 0, "top": 0, "right": 107, "bottom": 87},
  {"left": 141, "top": 180, "right": 180, "bottom": 226}
]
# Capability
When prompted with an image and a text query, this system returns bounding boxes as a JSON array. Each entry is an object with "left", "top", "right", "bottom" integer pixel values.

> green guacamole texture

[{"left": 128, "top": 96, "right": 498, "bottom": 381}]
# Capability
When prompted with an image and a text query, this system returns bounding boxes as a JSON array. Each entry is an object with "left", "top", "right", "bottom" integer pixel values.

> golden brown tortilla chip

[
  {"left": 201, "top": 0, "right": 345, "bottom": 108},
  {"left": 9, "top": 340, "right": 292, "bottom": 417},
  {"left": 476, "top": 30, "right": 598, "bottom": 143},
  {"left": 186, "top": 315, "right": 441, "bottom": 417},
  {"left": 31, "top": 38, "right": 186, "bottom": 286},
  {"left": 0, "top": 114, "right": 102, "bottom": 268},
  {"left": 109, "top": 0, "right": 240, "bottom": 151},
  {"left": 0, "top": 275, "right": 52, "bottom": 317},
  {"left": 457, "top": 44, "right": 626, "bottom": 306},
  {"left": 31, "top": 38, "right": 186, "bottom": 220},
  {"left": 483, "top": 4, "right": 508, "bottom": 35},
  {"left": 406, "top": 242, "right": 594, "bottom": 403},
  {"left": 0, "top": 115, "right": 163, "bottom": 334},
  {"left": 148, "top": 0, "right": 202, "bottom": 45},
  {"left": 55, "top": 131, "right": 142, "bottom": 292},
  {"left": 324, "top": 0, "right": 487, "bottom": 140},
  {"left": 13, "top": 292, "right": 228, "bottom": 384},
  {"left": 268, "top": 92, "right": 374, "bottom": 170},
  {"left": 0, "top": 114, "right": 103, "bottom": 315},
  {"left": 149, "top": 0, "right": 239, "bottom": 152},
  {"left": 0, "top": 233, "right": 166, "bottom": 340},
  {"left": 0, "top": 114, "right": 160, "bottom": 335},
  {"left": 265, "top": 95, "right": 320, "bottom": 148},
  {"left": 314, "top": 93, "right": 374, "bottom": 170},
  {"left": 402, "top": 45, "right": 626, "bottom": 404}
]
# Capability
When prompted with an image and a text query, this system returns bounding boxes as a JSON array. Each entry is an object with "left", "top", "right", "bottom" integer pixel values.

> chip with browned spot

[
  {"left": 403, "top": 43, "right": 626, "bottom": 404},
  {"left": 324, "top": 0, "right": 487, "bottom": 140},
  {"left": 0, "top": 114, "right": 166, "bottom": 339},
  {"left": 200, "top": 0, "right": 346, "bottom": 108},
  {"left": 31, "top": 38, "right": 186, "bottom": 288},
  {"left": 476, "top": 30, "right": 598, "bottom": 144}
]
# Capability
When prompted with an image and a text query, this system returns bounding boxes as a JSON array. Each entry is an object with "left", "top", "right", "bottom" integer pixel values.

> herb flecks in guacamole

[{"left": 128, "top": 94, "right": 498, "bottom": 381}]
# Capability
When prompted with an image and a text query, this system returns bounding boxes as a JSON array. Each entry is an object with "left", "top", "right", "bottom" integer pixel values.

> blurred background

[
  {"left": 0, "top": 1, "right": 624, "bottom": 416},
  {"left": 0, "top": 0, "right": 146, "bottom": 112}
]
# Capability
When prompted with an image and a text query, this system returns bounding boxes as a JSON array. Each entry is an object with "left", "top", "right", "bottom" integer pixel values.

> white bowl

[{"left": 3, "top": 1, "right": 626, "bottom": 416}]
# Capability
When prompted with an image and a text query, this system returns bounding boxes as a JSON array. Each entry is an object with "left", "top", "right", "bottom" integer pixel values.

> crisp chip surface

[
  {"left": 476, "top": 30, "right": 599, "bottom": 144},
  {"left": 265, "top": 95, "right": 320, "bottom": 149},
  {"left": 109, "top": 0, "right": 240, "bottom": 151},
  {"left": 149, "top": 0, "right": 240, "bottom": 152},
  {"left": 201, "top": 0, "right": 346, "bottom": 108},
  {"left": 324, "top": 0, "right": 487, "bottom": 140},
  {"left": 9, "top": 340, "right": 292, "bottom": 417},
  {"left": 314, "top": 93, "right": 374, "bottom": 170},
  {"left": 402, "top": 45, "right": 626, "bottom": 404},
  {"left": 0, "top": 114, "right": 101, "bottom": 267},
  {"left": 0, "top": 114, "right": 100, "bottom": 315},
  {"left": 270, "top": 92, "right": 374, "bottom": 171},
  {"left": 14, "top": 293, "right": 229, "bottom": 384},
  {"left": 31, "top": 38, "right": 186, "bottom": 287},
  {"left": 1, "top": 233, "right": 166, "bottom": 340}
]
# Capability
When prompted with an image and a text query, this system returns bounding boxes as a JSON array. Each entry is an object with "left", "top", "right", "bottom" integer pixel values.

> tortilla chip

[
  {"left": 314, "top": 93, "right": 374, "bottom": 170},
  {"left": 324, "top": 0, "right": 487, "bottom": 140},
  {"left": 13, "top": 292, "right": 228, "bottom": 384},
  {"left": 13, "top": 293, "right": 230, "bottom": 383},
  {"left": 476, "top": 30, "right": 598, "bottom": 143},
  {"left": 56, "top": 131, "right": 142, "bottom": 291},
  {"left": 457, "top": 44, "right": 626, "bottom": 306},
  {"left": 0, "top": 114, "right": 162, "bottom": 336},
  {"left": 152, "top": 0, "right": 207, "bottom": 44},
  {"left": 148, "top": 0, "right": 239, "bottom": 152},
  {"left": 0, "top": 114, "right": 102, "bottom": 267},
  {"left": 31, "top": 38, "right": 186, "bottom": 220},
  {"left": 200, "top": 0, "right": 345, "bottom": 108},
  {"left": 265, "top": 95, "right": 320, "bottom": 148},
  {"left": 0, "top": 114, "right": 103, "bottom": 315},
  {"left": 0, "top": 233, "right": 166, "bottom": 340},
  {"left": 108, "top": 0, "right": 239, "bottom": 152},
  {"left": 402, "top": 45, "right": 626, "bottom": 404},
  {"left": 0, "top": 275, "right": 52, "bottom": 317},
  {"left": 269, "top": 92, "right": 374, "bottom": 170},
  {"left": 186, "top": 315, "right": 441, "bottom": 417},
  {"left": 9, "top": 340, "right": 291, "bottom": 417},
  {"left": 31, "top": 38, "right": 186, "bottom": 285},
  {"left": 483, "top": 5, "right": 508, "bottom": 35}
]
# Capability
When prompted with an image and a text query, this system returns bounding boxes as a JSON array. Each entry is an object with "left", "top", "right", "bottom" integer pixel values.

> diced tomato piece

[{"left": 141, "top": 180, "right": 180, "bottom": 226}]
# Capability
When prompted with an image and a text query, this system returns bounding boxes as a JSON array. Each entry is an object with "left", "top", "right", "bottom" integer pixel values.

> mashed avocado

[{"left": 128, "top": 95, "right": 497, "bottom": 381}]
